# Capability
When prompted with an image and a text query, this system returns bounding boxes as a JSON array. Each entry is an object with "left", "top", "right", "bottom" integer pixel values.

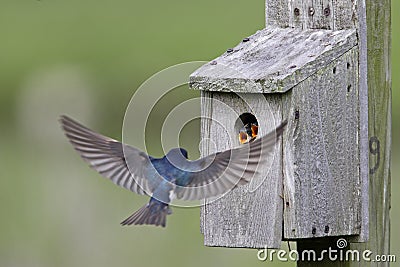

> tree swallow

[{"left": 60, "top": 115, "right": 286, "bottom": 227}]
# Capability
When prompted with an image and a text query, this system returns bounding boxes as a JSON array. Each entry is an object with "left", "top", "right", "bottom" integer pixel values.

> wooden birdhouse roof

[{"left": 190, "top": 26, "right": 357, "bottom": 93}]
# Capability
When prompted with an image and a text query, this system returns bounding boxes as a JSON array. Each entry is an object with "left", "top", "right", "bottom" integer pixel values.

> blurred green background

[{"left": 0, "top": 1, "right": 398, "bottom": 266}]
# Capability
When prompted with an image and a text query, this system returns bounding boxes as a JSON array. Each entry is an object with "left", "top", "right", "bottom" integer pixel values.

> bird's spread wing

[
  {"left": 60, "top": 115, "right": 160, "bottom": 196},
  {"left": 174, "top": 121, "right": 287, "bottom": 200}
]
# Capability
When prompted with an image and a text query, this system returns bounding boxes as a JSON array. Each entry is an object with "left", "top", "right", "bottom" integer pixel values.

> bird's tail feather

[{"left": 121, "top": 201, "right": 171, "bottom": 227}]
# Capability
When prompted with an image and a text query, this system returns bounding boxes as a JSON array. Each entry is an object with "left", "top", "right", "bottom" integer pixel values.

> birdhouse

[{"left": 189, "top": 10, "right": 370, "bottom": 248}]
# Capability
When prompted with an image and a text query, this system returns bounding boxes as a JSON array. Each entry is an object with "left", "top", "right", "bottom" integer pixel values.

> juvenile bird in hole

[{"left": 239, "top": 122, "right": 258, "bottom": 144}]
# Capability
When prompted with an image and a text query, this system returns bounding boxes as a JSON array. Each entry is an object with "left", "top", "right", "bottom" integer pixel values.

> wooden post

[
  {"left": 284, "top": 0, "right": 392, "bottom": 266},
  {"left": 346, "top": 0, "right": 392, "bottom": 266}
]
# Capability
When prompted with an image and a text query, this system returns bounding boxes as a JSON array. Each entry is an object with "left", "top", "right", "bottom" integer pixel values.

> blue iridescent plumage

[{"left": 60, "top": 115, "right": 286, "bottom": 227}]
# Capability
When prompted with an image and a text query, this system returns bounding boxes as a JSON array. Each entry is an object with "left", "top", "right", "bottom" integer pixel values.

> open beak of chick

[{"left": 238, "top": 123, "right": 258, "bottom": 144}]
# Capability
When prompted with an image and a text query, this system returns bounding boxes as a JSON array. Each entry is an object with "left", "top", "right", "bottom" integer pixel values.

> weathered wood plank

[
  {"left": 282, "top": 47, "right": 361, "bottom": 239},
  {"left": 333, "top": 0, "right": 358, "bottom": 30},
  {"left": 199, "top": 91, "right": 213, "bottom": 234},
  {"left": 267, "top": 0, "right": 357, "bottom": 30},
  {"left": 320, "top": 0, "right": 334, "bottom": 29},
  {"left": 200, "top": 92, "right": 283, "bottom": 248},
  {"left": 289, "top": 0, "right": 334, "bottom": 30},
  {"left": 348, "top": 0, "right": 392, "bottom": 265},
  {"left": 190, "top": 27, "right": 357, "bottom": 94},
  {"left": 348, "top": 0, "right": 369, "bottom": 245},
  {"left": 287, "top": 0, "right": 304, "bottom": 29},
  {"left": 265, "top": 0, "right": 289, "bottom": 27}
]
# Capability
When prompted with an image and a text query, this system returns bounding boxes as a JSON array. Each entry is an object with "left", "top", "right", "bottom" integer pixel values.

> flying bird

[{"left": 60, "top": 115, "right": 286, "bottom": 227}]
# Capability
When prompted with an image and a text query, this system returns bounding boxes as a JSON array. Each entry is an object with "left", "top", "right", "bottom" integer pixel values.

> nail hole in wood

[
  {"left": 294, "top": 8, "right": 300, "bottom": 16},
  {"left": 347, "top": 62, "right": 351, "bottom": 69},
  {"left": 324, "top": 7, "right": 331, "bottom": 16},
  {"left": 347, "top": 84, "right": 352, "bottom": 92},
  {"left": 308, "top": 7, "right": 315, "bottom": 16},
  {"left": 312, "top": 227, "right": 317, "bottom": 235},
  {"left": 333, "top": 67, "right": 337, "bottom": 74},
  {"left": 295, "top": 110, "right": 300, "bottom": 120}
]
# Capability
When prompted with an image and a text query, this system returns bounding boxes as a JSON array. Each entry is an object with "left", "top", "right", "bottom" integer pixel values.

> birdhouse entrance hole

[{"left": 235, "top": 113, "right": 258, "bottom": 144}]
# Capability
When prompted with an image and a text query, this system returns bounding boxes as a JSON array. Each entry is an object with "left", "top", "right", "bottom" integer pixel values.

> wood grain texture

[
  {"left": 348, "top": 0, "right": 392, "bottom": 265},
  {"left": 265, "top": 0, "right": 289, "bottom": 27},
  {"left": 282, "top": 47, "right": 361, "bottom": 239},
  {"left": 190, "top": 27, "right": 357, "bottom": 94},
  {"left": 348, "top": 0, "right": 369, "bottom": 245},
  {"left": 199, "top": 91, "right": 213, "bottom": 234},
  {"left": 200, "top": 92, "right": 283, "bottom": 248},
  {"left": 266, "top": 0, "right": 358, "bottom": 30}
]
